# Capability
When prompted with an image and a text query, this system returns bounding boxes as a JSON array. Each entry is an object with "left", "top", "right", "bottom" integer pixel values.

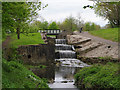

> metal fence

[{"left": 38, "top": 29, "right": 62, "bottom": 35}]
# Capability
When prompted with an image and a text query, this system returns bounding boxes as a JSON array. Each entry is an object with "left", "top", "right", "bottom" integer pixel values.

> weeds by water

[
  {"left": 74, "top": 62, "right": 120, "bottom": 88},
  {"left": 2, "top": 58, "right": 49, "bottom": 88},
  {"left": 2, "top": 44, "right": 49, "bottom": 88}
]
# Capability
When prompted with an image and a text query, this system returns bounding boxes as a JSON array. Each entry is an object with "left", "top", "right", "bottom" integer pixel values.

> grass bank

[
  {"left": 47, "top": 35, "right": 56, "bottom": 38},
  {"left": 2, "top": 33, "right": 49, "bottom": 88},
  {"left": 74, "top": 62, "right": 120, "bottom": 88},
  {"left": 2, "top": 58, "right": 49, "bottom": 88},
  {"left": 89, "top": 28, "right": 118, "bottom": 42},
  {"left": 10, "top": 33, "right": 45, "bottom": 48}
]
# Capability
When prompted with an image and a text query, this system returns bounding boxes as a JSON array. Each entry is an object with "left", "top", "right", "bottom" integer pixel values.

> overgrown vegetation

[
  {"left": 74, "top": 62, "right": 120, "bottom": 88},
  {"left": 89, "top": 28, "right": 118, "bottom": 42},
  {"left": 2, "top": 58, "right": 49, "bottom": 88},
  {"left": 2, "top": 32, "right": 49, "bottom": 88},
  {"left": 10, "top": 33, "right": 45, "bottom": 48},
  {"left": 94, "top": 2, "right": 120, "bottom": 28}
]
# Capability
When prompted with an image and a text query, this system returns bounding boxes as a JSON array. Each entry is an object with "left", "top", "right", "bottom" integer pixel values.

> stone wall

[
  {"left": 30, "top": 65, "right": 55, "bottom": 82},
  {"left": 56, "top": 30, "right": 72, "bottom": 39},
  {"left": 17, "top": 39, "right": 55, "bottom": 65}
]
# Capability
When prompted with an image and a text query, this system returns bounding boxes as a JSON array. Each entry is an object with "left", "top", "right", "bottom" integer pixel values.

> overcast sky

[{"left": 38, "top": 0, "right": 109, "bottom": 27}]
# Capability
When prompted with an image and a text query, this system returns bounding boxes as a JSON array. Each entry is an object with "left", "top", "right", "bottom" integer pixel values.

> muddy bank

[{"left": 78, "top": 57, "right": 119, "bottom": 64}]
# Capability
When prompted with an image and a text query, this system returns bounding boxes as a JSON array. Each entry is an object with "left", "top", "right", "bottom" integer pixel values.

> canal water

[
  {"left": 48, "top": 39, "right": 89, "bottom": 89},
  {"left": 31, "top": 39, "right": 89, "bottom": 89}
]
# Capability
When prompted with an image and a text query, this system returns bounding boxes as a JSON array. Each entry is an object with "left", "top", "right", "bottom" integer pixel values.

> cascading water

[
  {"left": 55, "top": 44, "right": 74, "bottom": 50},
  {"left": 55, "top": 39, "right": 89, "bottom": 67},
  {"left": 55, "top": 39, "right": 66, "bottom": 44},
  {"left": 48, "top": 39, "right": 89, "bottom": 89}
]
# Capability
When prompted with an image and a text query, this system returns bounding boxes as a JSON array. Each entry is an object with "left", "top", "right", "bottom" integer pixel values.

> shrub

[
  {"left": 2, "top": 58, "right": 49, "bottom": 88},
  {"left": 74, "top": 62, "right": 120, "bottom": 88}
]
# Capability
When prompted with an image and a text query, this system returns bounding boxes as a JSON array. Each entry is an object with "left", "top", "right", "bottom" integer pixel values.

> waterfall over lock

[{"left": 55, "top": 39, "right": 89, "bottom": 67}]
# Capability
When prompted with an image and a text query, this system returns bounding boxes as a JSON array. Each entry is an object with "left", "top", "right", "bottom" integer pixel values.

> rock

[
  {"left": 67, "top": 35, "right": 91, "bottom": 45},
  {"left": 67, "top": 35, "right": 118, "bottom": 59}
]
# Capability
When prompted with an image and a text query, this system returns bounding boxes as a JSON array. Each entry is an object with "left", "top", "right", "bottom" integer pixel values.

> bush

[
  {"left": 2, "top": 58, "right": 49, "bottom": 88},
  {"left": 74, "top": 62, "right": 120, "bottom": 88}
]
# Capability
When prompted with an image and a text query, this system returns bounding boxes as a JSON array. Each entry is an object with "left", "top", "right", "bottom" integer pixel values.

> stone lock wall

[
  {"left": 17, "top": 42, "right": 55, "bottom": 65},
  {"left": 56, "top": 30, "right": 72, "bottom": 39}
]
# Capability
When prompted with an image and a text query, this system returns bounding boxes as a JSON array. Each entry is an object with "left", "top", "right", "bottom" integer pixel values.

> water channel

[
  {"left": 48, "top": 39, "right": 89, "bottom": 89},
  {"left": 31, "top": 39, "right": 89, "bottom": 89}
]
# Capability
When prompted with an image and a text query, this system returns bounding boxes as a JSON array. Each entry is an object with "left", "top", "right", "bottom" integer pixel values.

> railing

[{"left": 38, "top": 29, "right": 62, "bottom": 35}]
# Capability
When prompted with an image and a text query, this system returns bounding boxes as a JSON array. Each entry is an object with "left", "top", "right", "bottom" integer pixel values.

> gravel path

[{"left": 77, "top": 31, "right": 118, "bottom": 46}]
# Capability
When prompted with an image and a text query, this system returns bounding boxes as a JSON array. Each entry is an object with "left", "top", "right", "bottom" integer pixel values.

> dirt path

[
  {"left": 78, "top": 31, "right": 118, "bottom": 46},
  {"left": 2, "top": 36, "right": 12, "bottom": 49}
]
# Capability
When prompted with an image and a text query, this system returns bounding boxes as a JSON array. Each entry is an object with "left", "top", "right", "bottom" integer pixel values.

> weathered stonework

[
  {"left": 56, "top": 30, "right": 72, "bottom": 39},
  {"left": 66, "top": 34, "right": 118, "bottom": 59},
  {"left": 17, "top": 39, "right": 55, "bottom": 65},
  {"left": 30, "top": 65, "right": 55, "bottom": 82}
]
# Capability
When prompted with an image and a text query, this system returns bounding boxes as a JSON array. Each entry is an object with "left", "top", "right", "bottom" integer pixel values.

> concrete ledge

[
  {"left": 76, "top": 42, "right": 102, "bottom": 54},
  {"left": 67, "top": 35, "right": 91, "bottom": 45}
]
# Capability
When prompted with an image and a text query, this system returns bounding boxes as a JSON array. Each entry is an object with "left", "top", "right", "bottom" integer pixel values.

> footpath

[{"left": 2, "top": 36, "right": 11, "bottom": 49}]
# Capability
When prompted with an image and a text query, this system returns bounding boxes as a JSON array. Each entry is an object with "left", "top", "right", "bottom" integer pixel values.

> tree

[
  {"left": 40, "top": 21, "right": 48, "bottom": 29},
  {"left": 84, "top": 22, "right": 91, "bottom": 31},
  {"left": 59, "top": 15, "right": 77, "bottom": 32},
  {"left": 48, "top": 22, "right": 59, "bottom": 29},
  {"left": 76, "top": 13, "right": 84, "bottom": 29},
  {"left": 83, "top": 1, "right": 120, "bottom": 28},
  {"left": 94, "top": 2, "right": 120, "bottom": 27},
  {"left": 2, "top": 2, "right": 48, "bottom": 39},
  {"left": 65, "top": 15, "right": 76, "bottom": 31},
  {"left": 91, "top": 23, "right": 96, "bottom": 30},
  {"left": 84, "top": 22, "right": 100, "bottom": 31},
  {"left": 95, "top": 24, "right": 101, "bottom": 30}
]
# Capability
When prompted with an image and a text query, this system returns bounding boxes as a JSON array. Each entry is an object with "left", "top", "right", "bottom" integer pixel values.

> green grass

[
  {"left": 89, "top": 28, "right": 118, "bottom": 42},
  {"left": 10, "top": 33, "right": 45, "bottom": 48},
  {"left": 47, "top": 35, "right": 56, "bottom": 38},
  {"left": 74, "top": 62, "right": 120, "bottom": 88},
  {"left": 2, "top": 58, "right": 49, "bottom": 88}
]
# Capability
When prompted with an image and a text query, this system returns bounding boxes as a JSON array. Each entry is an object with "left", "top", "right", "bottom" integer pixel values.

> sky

[{"left": 38, "top": 0, "right": 109, "bottom": 27}]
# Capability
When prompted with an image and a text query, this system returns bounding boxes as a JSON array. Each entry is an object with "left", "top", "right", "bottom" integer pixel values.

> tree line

[
  {"left": 25, "top": 15, "right": 101, "bottom": 33},
  {"left": 2, "top": 1, "right": 119, "bottom": 39}
]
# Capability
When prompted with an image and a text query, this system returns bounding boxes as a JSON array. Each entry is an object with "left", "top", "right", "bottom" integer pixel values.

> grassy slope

[
  {"left": 74, "top": 62, "right": 120, "bottom": 88},
  {"left": 2, "top": 33, "right": 49, "bottom": 88},
  {"left": 89, "top": 28, "right": 118, "bottom": 42},
  {"left": 10, "top": 33, "right": 45, "bottom": 48},
  {"left": 2, "top": 58, "right": 49, "bottom": 88}
]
